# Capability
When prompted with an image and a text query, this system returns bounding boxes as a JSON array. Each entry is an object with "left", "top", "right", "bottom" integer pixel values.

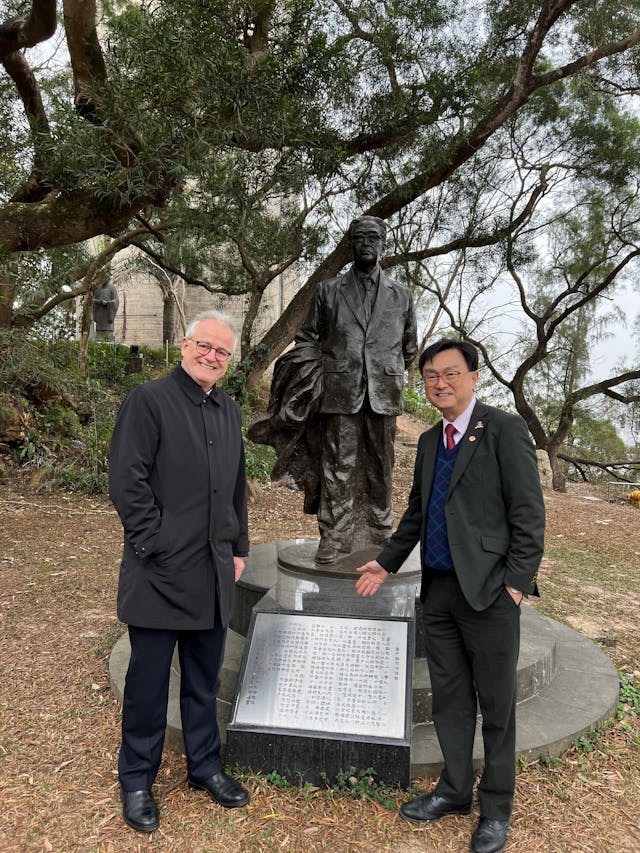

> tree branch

[
  {"left": 558, "top": 452, "right": 640, "bottom": 481},
  {"left": 0, "top": 0, "right": 57, "bottom": 58},
  {"left": 62, "top": 0, "right": 106, "bottom": 117}
]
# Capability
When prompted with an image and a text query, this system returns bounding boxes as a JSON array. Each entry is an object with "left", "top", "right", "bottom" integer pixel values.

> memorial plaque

[
  {"left": 233, "top": 613, "right": 407, "bottom": 739},
  {"left": 226, "top": 599, "right": 414, "bottom": 786}
]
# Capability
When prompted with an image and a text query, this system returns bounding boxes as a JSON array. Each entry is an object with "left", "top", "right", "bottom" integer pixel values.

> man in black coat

[
  {"left": 356, "top": 339, "right": 544, "bottom": 853},
  {"left": 296, "top": 215, "right": 417, "bottom": 562},
  {"left": 109, "top": 310, "right": 250, "bottom": 833}
]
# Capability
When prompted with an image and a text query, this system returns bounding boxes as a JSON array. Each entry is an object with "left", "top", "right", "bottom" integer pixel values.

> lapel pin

[
  {"left": 469, "top": 436, "right": 476, "bottom": 442},
  {"left": 474, "top": 420, "right": 484, "bottom": 429}
]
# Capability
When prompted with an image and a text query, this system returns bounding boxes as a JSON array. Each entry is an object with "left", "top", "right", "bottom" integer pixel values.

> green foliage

[
  {"left": 243, "top": 429, "right": 276, "bottom": 482},
  {"left": 222, "top": 345, "right": 269, "bottom": 407},
  {"left": 618, "top": 671, "right": 640, "bottom": 719},
  {"left": 264, "top": 770, "right": 291, "bottom": 790},
  {"left": 87, "top": 343, "right": 135, "bottom": 385},
  {"left": 0, "top": 333, "right": 163, "bottom": 493},
  {"left": 536, "top": 754, "right": 562, "bottom": 768},
  {"left": 0, "top": 332, "right": 277, "bottom": 491},
  {"left": 572, "top": 728, "right": 603, "bottom": 755},
  {"left": 321, "top": 767, "right": 398, "bottom": 809},
  {"left": 403, "top": 386, "right": 438, "bottom": 423}
]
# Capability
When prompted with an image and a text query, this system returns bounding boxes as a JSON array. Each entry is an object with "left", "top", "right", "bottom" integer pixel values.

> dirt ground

[{"left": 0, "top": 414, "right": 639, "bottom": 852}]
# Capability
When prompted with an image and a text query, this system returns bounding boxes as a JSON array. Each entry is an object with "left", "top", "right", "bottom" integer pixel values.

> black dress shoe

[
  {"left": 189, "top": 771, "right": 249, "bottom": 808},
  {"left": 470, "top": 817, "right": 509, "bottom": 853},
  {"left": 400, "top": 791, "right": 472, "bottom": 823},
  {"left": 120, "top": 788, "right": 159, "bottom": 833}
]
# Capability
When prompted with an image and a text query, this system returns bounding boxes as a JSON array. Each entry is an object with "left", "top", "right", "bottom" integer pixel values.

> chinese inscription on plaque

[{"left": 234, "top": 613, "right": 407, "bottom": 740}]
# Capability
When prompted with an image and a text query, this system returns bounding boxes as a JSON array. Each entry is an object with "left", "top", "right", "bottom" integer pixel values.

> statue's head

[{"left": 348, "top": 216, "right": 387, "bottom": 269}]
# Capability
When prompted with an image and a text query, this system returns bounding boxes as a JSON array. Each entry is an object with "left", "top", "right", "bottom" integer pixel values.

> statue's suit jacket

[
  {"left": 297, "top": 266, "right": 417, "bottom": 415},
  {"left": 377, "top": 400, "right": 545, "bottom": 610}
]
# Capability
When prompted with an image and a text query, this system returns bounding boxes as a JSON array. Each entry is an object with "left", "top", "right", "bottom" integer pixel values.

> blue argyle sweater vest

[{"left": 424, "top": 436, "right": 461, "bottom": 571}]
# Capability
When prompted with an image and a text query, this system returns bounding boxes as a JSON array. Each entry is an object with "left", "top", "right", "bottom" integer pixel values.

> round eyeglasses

[{"left": 189, "top": 339, "right": 233, "bottom": 361}]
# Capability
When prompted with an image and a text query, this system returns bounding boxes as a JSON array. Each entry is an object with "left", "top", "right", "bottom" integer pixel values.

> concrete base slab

[{"left": 109, "top": 607, "right": 618, "bottom": 781}]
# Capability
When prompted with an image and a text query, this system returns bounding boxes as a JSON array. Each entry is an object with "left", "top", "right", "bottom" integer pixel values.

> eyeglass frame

[
  {"left": 187, "top": 338, "right": 233, "bottom": 361},
  {"left": 422, "top": 369, "right": 476, "bottom": 386}
]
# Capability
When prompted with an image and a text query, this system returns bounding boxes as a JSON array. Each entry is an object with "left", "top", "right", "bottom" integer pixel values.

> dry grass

[{"left": 0, "top": 415, "right": 639, "bottom": 852}]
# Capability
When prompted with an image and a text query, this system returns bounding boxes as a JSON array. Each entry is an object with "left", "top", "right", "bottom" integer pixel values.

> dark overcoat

[
  {"left": 108, "top": 366, "right": 249, "bottom": 630},
  {"left": 297, "top": 266, "right": 417, "bottom": 415},
  {"left": 377, "top": 400, "right": 545, "bottom": 610}
]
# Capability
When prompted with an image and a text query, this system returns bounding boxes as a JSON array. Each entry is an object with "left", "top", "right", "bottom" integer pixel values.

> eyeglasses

[
  {"left": 189, "top": 339, "right": 233, "bottom": 361},
  {"left": 423, "top": 370, "right": 473, "bottom": 386}
]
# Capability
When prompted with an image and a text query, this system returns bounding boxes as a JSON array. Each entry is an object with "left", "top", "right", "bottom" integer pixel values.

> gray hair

[{"left": 185, "top": 310, "right": 237, "bottom": 350}]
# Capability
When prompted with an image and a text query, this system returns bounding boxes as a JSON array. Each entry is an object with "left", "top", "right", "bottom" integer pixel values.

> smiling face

[
  {"left": 422, "top": 347, "right": 478, "bottom": 420},
  {"left": 180, "top": 318, "right": 235, "bottom": 391}
]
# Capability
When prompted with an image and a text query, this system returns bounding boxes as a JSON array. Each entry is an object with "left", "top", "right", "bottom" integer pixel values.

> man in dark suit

[
  {"left": 297, "top": 215, "right": 417, "bottom": 562},
  {"left": 109, "top": 310, "right": 250, "bottom": 833},
  {"left": 355, "top": 339, "right": 544, "bottom": 853}
]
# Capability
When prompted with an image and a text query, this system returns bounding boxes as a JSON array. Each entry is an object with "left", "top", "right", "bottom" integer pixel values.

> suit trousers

[
  {"left": 318, "top": 401, "right": 395, "bottom": 552},
  {"left": 119, "top": 623, "right": 227, "bottom": 791},
  {"left": 423, "top": 572, "right": 520, "bottom": 820}
]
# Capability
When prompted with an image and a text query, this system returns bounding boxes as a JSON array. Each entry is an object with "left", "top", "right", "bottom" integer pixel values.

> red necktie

[{"left": 445, "top": 423, "right": 457, "bottom": 450}]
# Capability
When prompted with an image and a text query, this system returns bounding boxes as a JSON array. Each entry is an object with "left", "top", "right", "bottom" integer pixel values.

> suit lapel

[
  {"left": 421, "top": 425, "right": 441, "bottom": 512},
  {"left": 367, "top": 271, "right": 393, "bottom": 333},
  {"left": 340, "top": 269, "right": 367, "bottom": 331},
  {"left": 448, "top": 401, "right": 491, "bottom": 495}
]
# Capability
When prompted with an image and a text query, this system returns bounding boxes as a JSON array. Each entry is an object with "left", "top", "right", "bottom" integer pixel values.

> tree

[
  {"left": 411, "top": 100, "right": 640, "bottom": 488},
  {"left": 2, "top": 0, "right": 640, "bottom": 362}
]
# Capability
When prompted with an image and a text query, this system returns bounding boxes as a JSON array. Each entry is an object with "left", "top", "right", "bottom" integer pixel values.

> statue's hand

[{"left": 355, "top": 560, "right": 389, "bottom": 597}]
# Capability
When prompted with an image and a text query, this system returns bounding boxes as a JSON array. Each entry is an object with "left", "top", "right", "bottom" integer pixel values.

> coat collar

[{"left": 171, "top": 365, "right": 221, "bottom": 406}]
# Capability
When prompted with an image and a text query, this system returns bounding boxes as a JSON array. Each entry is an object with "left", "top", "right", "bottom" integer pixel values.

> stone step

[
  {"left": 410, "top": 613, "right": 619, "bottom": 777},
  {"left": 412, "top": 605, "right": 557, "bottom": 723},
  {"left": 109, "top": 607, "right": 618, "bottom": 779}
]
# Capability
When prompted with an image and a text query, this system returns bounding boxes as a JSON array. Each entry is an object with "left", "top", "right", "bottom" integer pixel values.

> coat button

[{"left": 209, "top": 440, "right": 213, "bottom": 445}]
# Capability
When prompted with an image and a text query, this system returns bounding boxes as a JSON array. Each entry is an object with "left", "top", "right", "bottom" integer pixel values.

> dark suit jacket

[
  {"left": 377, "top": 401, "right": 545, "bottom": 611},
  {"left": 297, "top": 266, "right": 417, "bottom": 415},
  {"left": 108, "top": 367, "right": 249, "bottom": 630}
]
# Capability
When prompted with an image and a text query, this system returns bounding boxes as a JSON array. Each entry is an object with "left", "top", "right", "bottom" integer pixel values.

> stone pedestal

[
  {"left": 109, "top": 538, "right": 620, "bottom": 785},
  {"left": 225, "top": 543, "right": 419, "bottom": 786}
]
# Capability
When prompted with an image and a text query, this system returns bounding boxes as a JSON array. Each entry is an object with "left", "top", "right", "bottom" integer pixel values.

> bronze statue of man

[
  {"left": 294, "top": 216, "right": 418, "bottom": 562},
  {"left": 250, "top": 216, "right": 417, "bottom": 563}
]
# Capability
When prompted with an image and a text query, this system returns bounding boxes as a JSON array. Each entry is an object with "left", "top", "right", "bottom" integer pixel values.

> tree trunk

[
  {"left": 548, "top": 447, "right": 567, "bottom": 492},
  {"left": 78, "top": 289, "right": 94, "bottom": 378},
  {"left": 162, "top": 291, "right": 176, "bottom": 345},
  {"left": 241, "top": 286, "right": 265, "bottom": 360},
  {"left": 0, "top": 279, "right": 14, "bottom": 328}
]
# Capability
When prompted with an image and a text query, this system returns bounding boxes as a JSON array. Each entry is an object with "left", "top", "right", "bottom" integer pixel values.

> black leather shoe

[
  {"left": 120, "top": 788, "right": 159, "bottom": 833},
  {"left": 400, "top": 791, "right": 472, "bottom": 823},
  {"left": 189, "top": 771, "right": 249, "bottom": 808},
  {"left": 470, "top": 817, "right": 509, "bottom": 853}
]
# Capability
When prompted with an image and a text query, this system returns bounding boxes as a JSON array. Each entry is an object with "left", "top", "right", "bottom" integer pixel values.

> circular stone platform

[{"left": 109, "top": 538, "right": 620, "bottom": 780}]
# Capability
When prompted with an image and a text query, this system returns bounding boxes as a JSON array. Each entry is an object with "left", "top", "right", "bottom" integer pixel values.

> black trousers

[
  {"left": 119, "top": 623, "right": 227, "bottom": 791},
  {"left": 423, "top": 573, "right": 520, "bottom": 821}
]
